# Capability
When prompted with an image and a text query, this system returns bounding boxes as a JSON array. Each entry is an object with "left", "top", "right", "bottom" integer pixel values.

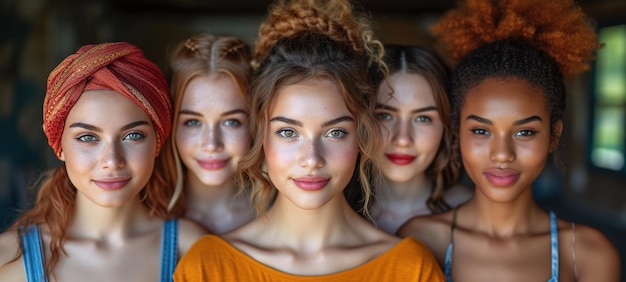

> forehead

[
  {"left": 181, "top": 74, "right": 246, "bottom": 109},
  {"left": 269, "top": 78, "right": 350, "bottom": 117},
  {"left": 463, "top": 78, "right": 548, "bottom": 117},
  {"left": 67, "top": 89, "right": 150, "bottom": 124},
  {"left": 377, "top": 72, "right": 435, "bottom": 104}
]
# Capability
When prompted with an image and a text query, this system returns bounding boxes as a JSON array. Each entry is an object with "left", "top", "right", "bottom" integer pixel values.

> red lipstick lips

[{"left": 385, "top": 153, "right": 416, "bottom": 165}]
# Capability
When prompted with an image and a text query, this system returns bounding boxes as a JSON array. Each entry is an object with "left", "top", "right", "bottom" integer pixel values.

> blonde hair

[{"left": 164, "top": 33, "right": 253, "bottom": 210}]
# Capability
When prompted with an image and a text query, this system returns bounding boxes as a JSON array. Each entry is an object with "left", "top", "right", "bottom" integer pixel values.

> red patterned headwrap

[{"left": 43, "top": 42, "right": 172, "bottom": 158}]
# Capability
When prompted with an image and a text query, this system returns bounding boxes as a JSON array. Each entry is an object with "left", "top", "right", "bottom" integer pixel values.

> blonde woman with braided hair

[
  {"left": 399, "top": 0, "right": 620, "bottom": 281},
  {"left": 163, "top": 33, "right": 256, "bottom": 235},
  {"left": 174, "top": 0, "right": 443, "bottom": 280}
]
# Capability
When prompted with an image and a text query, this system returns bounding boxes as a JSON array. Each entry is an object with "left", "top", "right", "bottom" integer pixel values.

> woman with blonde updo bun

[
  {"left": 174, "top": 0, "right": 444, "bottom": 281},
  {"left": 399, "top": 0, "right": 620, "bottom": 281},
  {"left": 164, "top": 33, "right": 255, "bottom": 235}
]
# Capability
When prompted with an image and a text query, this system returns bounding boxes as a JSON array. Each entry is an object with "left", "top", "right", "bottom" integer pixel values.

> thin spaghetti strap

[
  {"left": 444, "top": 207, "right": 460, "bottom": 282},
  {"left": 450, "top": 207, "right": 459, "bottom": 241},
  {"left": 572, "top": 222, "right": 579, "bottom": 280}
]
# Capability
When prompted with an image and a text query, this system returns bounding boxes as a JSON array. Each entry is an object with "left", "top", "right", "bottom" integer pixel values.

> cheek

[
  {"left": 328, "top": 139, "right": 359, "bottom": 172},
  {"left": 417, "top": 125, "right": 444, "bottom": 151},
  {"left": 176, "top": 128, "right": 199, "bottom": 154},
  {"left": 223, "top": 128, "right": 251, "bottom": 157}
]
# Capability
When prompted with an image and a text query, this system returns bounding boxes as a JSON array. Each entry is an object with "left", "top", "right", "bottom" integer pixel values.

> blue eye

[
  {"left": 183, "top": 119, "right": 200, "bottom": 126},
  {"left": 326, "top": 129, "right": 347, "bottom": 139},
  {"left": 223, "top": 119, "right": 242, "bottom": 127},
  {"left": 414, "top": 116, "right": 432, "bottom": 123},
  {"left": 277, "top": 129, "right": 297, "bottom": 139},
  {"left": 77, "top": 134, "right": 98, "bottom": 142},
  {"left": 124, "top": 132, "right": 145, "bottom": 141},
  {"left": 376, "top": 112, "right": 392, "bottom": 121}
]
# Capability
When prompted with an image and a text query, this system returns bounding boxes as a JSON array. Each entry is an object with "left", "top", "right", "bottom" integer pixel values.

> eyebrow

[
  {"left": 466, "top": 115, "right": 543, "bottom": 125},
  {"left": 376, "top": 103, "right": 437, "bottom": 114},
  {"left": 68, "top": 121, "right": 149, "bottom": 132},
  {"left": 269, "top": 116, "right": 354, "bottom": 128},
  {"left": 179, "top": 109, "right": 249, "bottom": 117}
]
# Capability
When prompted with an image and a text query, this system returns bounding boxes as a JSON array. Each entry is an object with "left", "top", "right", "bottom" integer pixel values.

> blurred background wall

[{"left": 1, "top": 0, "right": 625, "bottom": 278}]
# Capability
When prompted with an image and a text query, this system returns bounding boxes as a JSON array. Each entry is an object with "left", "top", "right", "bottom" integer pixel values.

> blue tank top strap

[
  {"left": 20, "top": 225, "right": 48, "bottom": 282},
  {"left": 547, "top": 211, "right": 558, "bottom": 282},
  {"left": 444, "top": 207, "right": 459, "bottom": 282},
  {"left": 159, "top": 218, "right": 179, "bottom": 282}
]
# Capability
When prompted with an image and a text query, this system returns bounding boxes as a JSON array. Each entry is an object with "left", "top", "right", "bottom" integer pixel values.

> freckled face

[
  {"left": 60, "top": 90, "right": 157, "bottom": 207},
  {"left": 175, "top": 74, "right": 250, "bottom": 187},
  {"left": 459, "top": 78, "right": 560, "bottom": 203},
  {"left": 376, "top": 73, "right": 444, "bottom": 183},
  {"left": 264, "top": 78, "right": 359, "bottom": 210}
]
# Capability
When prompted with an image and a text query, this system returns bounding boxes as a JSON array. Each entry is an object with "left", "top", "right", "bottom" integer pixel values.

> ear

[
  {"left": 550, "top": 120, "right": 563, "bottom": 153},
  {"left": 59, "top": 150, "right": 65, "bottom": 161}
]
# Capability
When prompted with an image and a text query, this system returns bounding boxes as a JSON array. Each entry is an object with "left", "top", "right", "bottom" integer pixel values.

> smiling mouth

[
  {"left": 93, "top": 178, "right": 131, "bottom": 190},
  {"left": 197, "top": 159, "right": 229, "bottom": 170},
  {"left": 385, "top": 153, "right": 416, "bottom": 165},
  {"left": 292, "top": 176, "right": 330, "bottom": 191},
  {"left": 483, "top": 169, "right": 520, "bottom": 187}
]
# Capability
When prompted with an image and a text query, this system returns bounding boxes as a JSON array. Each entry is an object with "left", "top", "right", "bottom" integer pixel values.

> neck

[
  {"left": 185, "top": 171, "right": 241, "bottom": 211},
  {"left": 261, "top": 194, "right": 365, "bottom": 252},
  {"left": 69, "top": 193, "right": 152, "bottom": 240},
  {"left": 463, "top": 187, "right": 544, "bottom": 238},
  {"left": 376, "top": 173, "right": 432, "bottom": 208}
]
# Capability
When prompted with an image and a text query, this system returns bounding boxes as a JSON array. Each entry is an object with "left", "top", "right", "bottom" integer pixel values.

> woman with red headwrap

[{"left": 0, "top": 42, "right": 205, "bottom": 282}]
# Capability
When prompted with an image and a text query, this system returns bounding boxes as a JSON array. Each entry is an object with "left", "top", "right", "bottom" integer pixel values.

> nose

[
  {"left": 490, "top": 135, "right": 515, "bottom": 163},
  {"left": 202, "top": 124, "right": 223, "bottom": 152},
  {"left": 100, "top": 141, "right": 126, "bottom": 170},
  {"left": 298, "top": 137, "right": 325, "bottom": 170},
  {"left": 391, "top": 118, "right": 413, "bottom": 147}
]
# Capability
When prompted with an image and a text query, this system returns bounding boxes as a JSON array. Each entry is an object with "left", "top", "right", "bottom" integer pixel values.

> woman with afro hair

[{"left": 399, "top": 0, "right": 620, "bottom": 281}]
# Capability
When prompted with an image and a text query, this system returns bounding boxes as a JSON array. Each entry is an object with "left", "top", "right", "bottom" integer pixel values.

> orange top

[{"left": 174, "top": 235, "right": 444, "bottom": 281}]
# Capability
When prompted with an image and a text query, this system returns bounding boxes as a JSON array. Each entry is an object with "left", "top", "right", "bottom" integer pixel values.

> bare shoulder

[
  {"left": 396, "top": 211, "right": 453, "bottom": 264},
  {"left": 177, "top": 218, "right": 209, "bottom": 255},
  {"left": 560, "top": 220, "right": 620, "bottom": 282},
  {"left": 398, "top": 210, "right": 453, "bottom": 239},
  {"left": 443, "top": 183, "right": 473, "bottom": 208},
  {"left": 0, "top": 230, "right": 26, "bottom": 281}
]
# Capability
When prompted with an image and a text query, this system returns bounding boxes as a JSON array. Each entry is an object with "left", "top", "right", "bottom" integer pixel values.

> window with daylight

[{"left": 590, "top": 24, "right": 626, "bottom": 173}]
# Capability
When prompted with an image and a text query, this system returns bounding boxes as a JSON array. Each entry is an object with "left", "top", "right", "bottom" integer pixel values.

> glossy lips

[
  {"left": 483, "top": 169, "right": 520, "bottom": 187},
  {"left": 197, "top": 158, "right": 229, "bottom": 170},
  {"left": 385, "top": 153, "right": 417, "bottom": 165},
  {"left": 292, "top": 176, "right": 330, "bottom": 191},
  {"left": 93, "top": 177, "right": 131, "bottom": 190}
]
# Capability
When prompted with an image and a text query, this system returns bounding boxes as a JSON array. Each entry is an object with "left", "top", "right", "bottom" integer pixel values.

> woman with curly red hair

[
  {"left": 399, "top": 0, "right": 620, "bottom": 281},
  {"left": 173, "top": 0, "right": 444, "bottom": 280},
  {"left": 0, "top": 42, "right": 205, "bottom": 282}
]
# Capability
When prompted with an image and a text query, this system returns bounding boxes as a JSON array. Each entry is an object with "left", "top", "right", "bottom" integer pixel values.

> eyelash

[
  {"left": 75, "top": 132, "right": 146, "bottom": 142},
  {"left": 274, "top": 128, "right": 349, "bottom": 139},
  {"left": 470, "top": 128, "right": 537, "bottom": 137},
  {"left": 375, "top": 112, "right": 433, "bottom": 123},
  {"left": 182, "top": 118, "right": 245, "bottom": 127}
]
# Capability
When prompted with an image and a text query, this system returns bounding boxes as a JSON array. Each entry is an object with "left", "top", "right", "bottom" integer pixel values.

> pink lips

[
  {"left": 483, "top": 169, "right": 520, "bottom": 187},
  {"left": 292, "top": 176, "right": 330, "bottom": 191},
  {"left": 93, "top": 177, "right": 131, "bottom": 190},
  {"left": 385, "top": 153, "right": 416, "bottom": 165},
  {"left": 197, "top": 158, "right": 230, "bottom": 170}
]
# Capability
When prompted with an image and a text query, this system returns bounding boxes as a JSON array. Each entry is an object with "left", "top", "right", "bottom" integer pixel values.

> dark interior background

[{"left": 1, "top": 0, "right": 625, "bottom": 279}]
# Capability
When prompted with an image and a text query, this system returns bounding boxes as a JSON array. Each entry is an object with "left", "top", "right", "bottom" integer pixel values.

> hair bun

[
  {"left": 253, "top": 0, "right": 383, "bottom": 68},
  {"left": 432, "top": 0, "right": 602, "bottom": 75}
]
